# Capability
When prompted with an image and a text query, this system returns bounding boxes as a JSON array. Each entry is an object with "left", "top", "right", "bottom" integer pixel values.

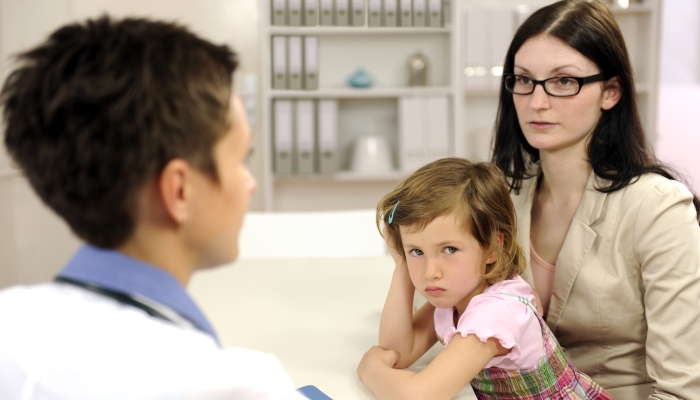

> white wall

[
  {"left": 655, "top": 0, "right": 700, "bottom": 193},
  {"left": 0, "top": 0, "right": 263, "bottom": 289}
]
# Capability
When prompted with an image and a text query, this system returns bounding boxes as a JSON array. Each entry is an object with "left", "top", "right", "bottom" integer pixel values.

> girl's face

[
  {"left": 512, "top": 34, "right": 620, "bottom": 157},
  {"left": 400, "top": 213, "right": 496, "bottom": 315}
]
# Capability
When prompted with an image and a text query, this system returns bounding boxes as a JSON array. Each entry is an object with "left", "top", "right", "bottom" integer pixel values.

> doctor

[
  {"left": 491, "top": 1, "right": 700, "bottom": 398},
  {"left": 0, "top": 17, "right": 304, "bottom": 399}
]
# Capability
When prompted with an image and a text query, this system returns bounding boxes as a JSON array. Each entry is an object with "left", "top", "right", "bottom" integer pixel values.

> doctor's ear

[{"left": 159, "top": 158, "right": 192, "bottom": 224}]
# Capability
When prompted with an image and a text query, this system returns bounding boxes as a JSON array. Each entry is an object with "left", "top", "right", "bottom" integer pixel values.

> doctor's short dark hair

[
  {"left": 377, "top": 158, "right": 526, "bottom": 285},
  {"left": 1, "top": 16, "right": 238, "bottom": 248}
]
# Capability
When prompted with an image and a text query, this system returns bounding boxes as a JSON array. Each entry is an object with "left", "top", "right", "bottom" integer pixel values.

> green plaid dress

[{"left": 470, "top": 294, "right": 613, "bottom": 400}]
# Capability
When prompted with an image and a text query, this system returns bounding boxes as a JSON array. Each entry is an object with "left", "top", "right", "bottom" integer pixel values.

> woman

[{"left": 491, "top": 1, "right": 700, "bottom": 398}]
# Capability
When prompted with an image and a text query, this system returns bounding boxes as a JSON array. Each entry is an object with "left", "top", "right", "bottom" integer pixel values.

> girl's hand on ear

[
  {"left": 382, "top": 226, "right": 406, "bottom": 269},
  {"left": 357, "top": 346, "right": 400, "bottom": 381}
]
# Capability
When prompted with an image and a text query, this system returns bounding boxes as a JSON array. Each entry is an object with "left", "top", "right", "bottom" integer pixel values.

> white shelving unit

[
  {"left": 259, "top": 1, "right": 463, "bottom": 211},
  {"left": 461, "top": 0, "right": 662, "bottom": 161},
  {"left": 258, "top": 0, "right": 660, "bottom": 211}
]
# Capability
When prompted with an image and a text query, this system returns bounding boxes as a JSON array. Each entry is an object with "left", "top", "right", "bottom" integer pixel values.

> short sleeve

[{"left": 448, "top": 294, "right": 543, "bottom": 370}]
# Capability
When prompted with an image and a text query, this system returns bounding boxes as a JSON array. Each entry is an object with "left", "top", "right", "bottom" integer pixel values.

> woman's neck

[{"left": 538, "top": 148, "right": 592, "bottom": 206}]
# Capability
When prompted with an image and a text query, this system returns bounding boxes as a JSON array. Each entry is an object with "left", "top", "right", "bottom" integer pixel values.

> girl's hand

[
  {"left": 382, "top": 226, "right": 406, "bottom": 268},
  {"left": 357, "top": 346, "right": 400, "bottom": 380}
]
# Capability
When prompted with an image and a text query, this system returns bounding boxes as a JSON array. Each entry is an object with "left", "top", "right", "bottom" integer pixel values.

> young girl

[{"left": 357, "top": 158, "right": 612, "bottom": 400}]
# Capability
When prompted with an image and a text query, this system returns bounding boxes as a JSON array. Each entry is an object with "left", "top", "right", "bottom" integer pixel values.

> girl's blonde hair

[{"left": 377, "top": 158, "right": 526, "bottom": 285}]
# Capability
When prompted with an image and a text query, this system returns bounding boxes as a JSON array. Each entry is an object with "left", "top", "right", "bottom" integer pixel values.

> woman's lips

[
  {"left": 529, "top": 121, "right": 557, "bottom": 130},
  {"left": 425, "top": 287, "right": 445, "bottom": 296}
]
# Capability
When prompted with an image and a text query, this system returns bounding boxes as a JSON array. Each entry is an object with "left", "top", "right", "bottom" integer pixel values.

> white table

[{"left": 188, "top": 256, "right": 477, "bottom": 400}]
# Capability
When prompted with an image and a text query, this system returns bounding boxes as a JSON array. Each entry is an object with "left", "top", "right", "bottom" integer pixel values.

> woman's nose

[
  {"left": 246, "top": 169, "right": 257, "bottom": 194},
  {"left": 529, "top": 83, "right": 551, "bottom": 110}
]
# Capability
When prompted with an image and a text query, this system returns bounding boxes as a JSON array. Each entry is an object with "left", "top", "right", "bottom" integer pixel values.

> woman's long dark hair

[{"left": 491, "top": 0, "right": 700, "bottom": 218}]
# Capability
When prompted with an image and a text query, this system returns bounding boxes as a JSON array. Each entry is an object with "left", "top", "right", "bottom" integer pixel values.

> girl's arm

[
  {"left": 378, "top": 253, "right": 437, "bottom": 368},
  {"left": 359, "top": 334, "right": 507, "bottom": 400}
]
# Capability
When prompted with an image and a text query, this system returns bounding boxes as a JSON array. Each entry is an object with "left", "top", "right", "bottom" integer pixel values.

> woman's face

[{"left": 512, "top": 34, "right": 619, "bottom": 157}]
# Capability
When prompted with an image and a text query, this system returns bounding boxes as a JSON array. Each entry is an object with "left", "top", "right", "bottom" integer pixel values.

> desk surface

[{"left": 188, "top": 257, "right": 476, "bottom": 400}]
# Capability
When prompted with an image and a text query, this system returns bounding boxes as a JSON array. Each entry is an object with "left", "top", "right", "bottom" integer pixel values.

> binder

[
  {"left": 335, "top": 0, "right": 349, "bottom": 26},
  {"left": 399, "top": 96, "right": 427, "bottom": 172},
  {"left": 426, "top": 96, "right": 450, "bottom": 162},
  {"left": 274, "top": 100, "right": 294, "bottom": 174},
  {"left": 289, "top": 0, "right": 303, "bottom": 25},
  {"left": 412, "top": 0, "right": 426, "bottom": 27},
  {"left": 304, "top": 36, "right": 319, "bottom": 90},
  {"left": 428, "top": 0, "right": 441, "bottom": 27},
  {"left": 399, "top": 0, "right": 412, "bottom": 27},
  {"left": 272, "top": 0, "right": 287, "bottom": 25},
  {"left": 490, "top": 7, "right": 515, "bottom": 89},
  {"left": 320, "top": 0, "right": 333, "bottom": 25},
  {"left": 295, "top": 100, "right": 316, "bottom": 174},
  {"left": 288, "top": 36, "right": 303, "bottom": 90},
  {"left": 303, "top": 0, "right": 318, "bottom": 25},
  {"left": 272, "top": 36, "right": 288, "bottom": 90},
  {"left": 463, "top": 6, "right": 489, "bottom": 89},
  {"left": 443, "top": 0, "right": 451, "bottom": 26},
  {"left": 351, "top": 0, "right": 366, "bottom": 26},
  {"left": 368, "top": 0, "right": 381, "bottom": 27},
  {"left": 384, "top": 0, "right": 398, "bottom": 27},
  {"left": 317, "top": 100, "right": 338, "bottom": 174}
]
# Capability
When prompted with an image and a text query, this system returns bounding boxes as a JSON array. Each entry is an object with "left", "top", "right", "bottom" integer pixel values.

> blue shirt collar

[{"left": 58, "top": 245, "right": 219, "bottom": 344}]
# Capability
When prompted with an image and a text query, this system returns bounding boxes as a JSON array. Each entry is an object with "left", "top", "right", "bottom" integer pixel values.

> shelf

[
  {"left": 0, "top": 168, "right": 21, "bottom": 181},
  {"left": 268, "top": 26, "right": 452, "bottom": 36},
  {"left": 270, "top": 86, "right": 454, "bottom": 99},
  {"left": 274, "top": 170, "right": 408, "bottom": 183}
]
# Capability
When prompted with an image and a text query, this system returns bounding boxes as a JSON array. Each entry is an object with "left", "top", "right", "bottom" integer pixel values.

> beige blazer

[{"left": 512, "top": 172, "right": 700, "bottom": 400}]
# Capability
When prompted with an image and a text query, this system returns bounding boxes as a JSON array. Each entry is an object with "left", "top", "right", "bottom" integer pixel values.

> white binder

[
  {"left": 304, "top": 36, "right": 319, "bottom": 90},
  {"left": 336, "top": 0, "right": 350, "bottom": 26},
  {"left": 272, "top": 0, "right": 287, "bottom": 25},
  {"left": 288, "top": 36, "right": 303, "bottom": 90},
  {"left": 274, "top": 100, "right": 294, "bottom": 174},
  {"left": 272, "top": 36, "right": 287, "bottom": 90},
  {"left": 288, "top": 0, "right": 303, "bottom": 25},
  {"left": 428, "top": 0, "right": 441, "bottom": 27},
  {"left": 463, "top": 6, "right": 489, "bottom": 90},
  {"left": 490, "top": 7, "right": 515, "bottom": 90},
  {"left": 426, "top": 96, "right": 450, "bottom": 162},
  {"left": 303, "top": 0, "right": 318, "bottom": 25},
  {"left": 399, "top": 96, "right": 427, "bottom": 172},
  {"left": 384, "top": 0, "right": 398, "bottom": 27},
  {"left": 295, "top": 100, "right": 316, "bottom": 174},
  {"left": 368, "top": 0, "right": 381, "bottom": 27},
  {"left": 412, "top": 0, "right": 426, "bottom": 27},
  {"left": 399, "top": 0, "right": 412, "bottom": 27},
  {"left": 318, "top": 100, "right": 338, "bottom": 174},
  {"left": 351, "top": 0, "right": 366, "bottom": 26},
  {"left": 320, "top": 0, "right": 334, "bottom": 25}
]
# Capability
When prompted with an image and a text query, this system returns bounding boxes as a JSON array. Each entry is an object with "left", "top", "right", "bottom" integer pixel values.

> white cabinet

[{"left": 257, "top": 0, "right": 660, "bottom": 211}]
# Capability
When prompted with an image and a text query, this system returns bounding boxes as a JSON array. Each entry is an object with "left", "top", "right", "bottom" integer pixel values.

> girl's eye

[
  {"left": 409, "top": 249, "right": 424, "bottom": 256},
  {"left": 517, "top": 76, "right": 532, "bottom": 85},
  {"left": 444, "top": 246, "right": 457, "bottom": 254}
]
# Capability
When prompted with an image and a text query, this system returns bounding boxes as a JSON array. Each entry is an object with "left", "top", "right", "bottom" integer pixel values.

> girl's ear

[{"left": 485, "top": 232, "right": 505, "bottom": 265}]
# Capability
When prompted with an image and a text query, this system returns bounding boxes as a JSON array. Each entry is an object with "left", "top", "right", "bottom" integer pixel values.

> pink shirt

[
  {"left": 433, "top": 276, "right": 543, "bottom": 370},
  {"left": 530, "top": 243, "right": 556, "bottom": 316}
]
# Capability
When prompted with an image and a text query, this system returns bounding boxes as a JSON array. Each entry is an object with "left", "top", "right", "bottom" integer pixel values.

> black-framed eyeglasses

[{"left": 503, "top": 73, "right": 607, "bottom": 97}]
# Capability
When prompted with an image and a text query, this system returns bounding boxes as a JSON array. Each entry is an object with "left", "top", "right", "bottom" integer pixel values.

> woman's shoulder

[{"left": 614, "top": 173, "right": 695, "bottom": 210}]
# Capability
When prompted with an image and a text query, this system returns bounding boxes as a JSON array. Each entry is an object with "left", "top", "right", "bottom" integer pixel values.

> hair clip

[{"left": 388, "top": 200, "right": 400, "bottom": 224}]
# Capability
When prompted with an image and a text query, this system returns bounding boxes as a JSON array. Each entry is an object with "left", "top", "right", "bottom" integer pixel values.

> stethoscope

[{"left": 54, "top": 276, "right": 174, "bottom": 324}]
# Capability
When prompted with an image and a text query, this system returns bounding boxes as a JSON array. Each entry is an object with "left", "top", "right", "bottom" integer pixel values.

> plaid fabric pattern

[{"left": 470, "top": 294, "right": 614, "bottom": 400}]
